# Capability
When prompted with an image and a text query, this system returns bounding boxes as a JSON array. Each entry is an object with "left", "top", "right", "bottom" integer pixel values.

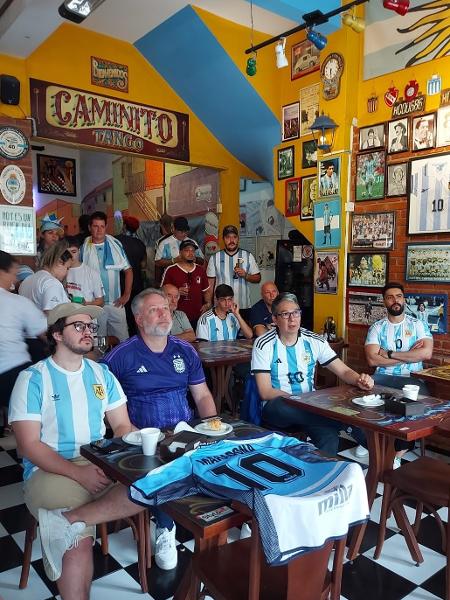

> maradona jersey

[
  {"left": 196, "top": 309, "right": 239, "bottom": 341},
  {"left": 365, "top": 315, "right": 432, "bottom": 376},
  {"left": 251, "top": 328, "right": 337, "bottom": 395},
  {"left": 130, "top": 433, "right": 369, "bottom": 565}
]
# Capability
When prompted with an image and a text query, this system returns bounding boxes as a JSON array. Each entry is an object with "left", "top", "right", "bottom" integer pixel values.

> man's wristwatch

[{"left": 387, "top": 350, "right": 393, "bottom": 359}]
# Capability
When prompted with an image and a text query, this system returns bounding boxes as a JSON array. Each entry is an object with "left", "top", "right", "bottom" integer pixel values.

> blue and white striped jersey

[
  {"left": 196, "top": 309, "right": 239, "bottom": 341},
  {"left": 9, "top": 357, "right": 127, "bottom": 480},
  {"left": 155, "top": 235, "right": 204, "bottom": 261},
  {"left": 365, "top": 315, "right": 432, "bottom": 376},
  {"left": 251, "top": 328, "right": 337, "bottom": 395},
  {"left": 206, "top": 249, "right": 260, "bottom": 309}
]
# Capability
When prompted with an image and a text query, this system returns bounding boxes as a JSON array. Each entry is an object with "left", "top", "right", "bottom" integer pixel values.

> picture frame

[
  {"left": 351, "top": 211, "right": 395, "bottom": 251},
  {"left": 404, "top": 293, "right": 448, "bottom": 335},
  {"left": 281, "top": 102, "right": 300, "bottom": 142},
  {"left": 347, "top": 252, "right": 389, "bottom": 288},
  {"left": 387, "top": 118, "right": 409, "bottom": 154},
  {"left": 239, "top": 178, "right": 246, "bottom": 193},
  {"left": 318, "top": 157, "right": 340, "bottom": 198},
  {"left": 386, "top": 162, "right": 407, "bottom": 197},
  {"left": 285, "top": 177, "right": 301, "bottom": 217},
  {"left": 37, "top": 154, "right": 77, "bottom": 197},
  {"left": 300, "top": 83, "right": 319, "bottom": 137},
  {"left": 314, "top": 251, "right": 338, "bottom": 294},
  {"left": 355, "top": 150, "right": 386, "bottom": 201},
  {"left": 291, "top": 40, "right": 320, "bottom": 80},
  {"left": 347, "top": 291, "right": 386, "bottom": 326},
  {"left": 277, "top": 146, "right": 295, "bottom": 180},
  {"left": 314, "top": 198, "right": 341, "bottom": 249},
  {"left": 300, "top": 175, "right": 317, "bottom": 220},
  {"left": 301, "top": 139, "right": 317, "bottom": 169},
  {"left": 411, "top": 113, "right": 436, "bottom": 151},
  {"left": 358, "top": 123, "right": 385, "bottom": 151},
  {"left": 436, "top": 105, "right": 450, "bottom": 148},
  {"left": 405, "top": 243, "right": 450, "bottom": 283},
  {"left": 408, "top": 154, "right": 450, "bottom": 234}
]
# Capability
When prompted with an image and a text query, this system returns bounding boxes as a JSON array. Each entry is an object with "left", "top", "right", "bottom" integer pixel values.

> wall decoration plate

[
  {"left": 0, "top": 165, "right": 26, "bottom": 204},
  {"left": 0, "top": 127, "right": 29, "bottom": 160}
]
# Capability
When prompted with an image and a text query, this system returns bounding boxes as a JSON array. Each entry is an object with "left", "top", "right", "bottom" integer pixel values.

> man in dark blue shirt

[{"left": 249, "top": 281, "right": 278, "bottom": 337}]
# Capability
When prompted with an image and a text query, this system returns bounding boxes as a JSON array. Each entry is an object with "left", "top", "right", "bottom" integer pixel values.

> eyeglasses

[
  {"left": 63, "top": 321, "right": 99, "bottom": 333},
  {"left": 275, "top": 309, "right": 302, "bottom": 320}
]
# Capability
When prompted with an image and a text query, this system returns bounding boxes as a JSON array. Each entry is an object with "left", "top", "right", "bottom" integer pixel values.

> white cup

[
  {"left": 140, "top": 428, "right": 160, "bottom": 456},
  {"left": 402, "top": 384, "right": 420, "bottom": 401}
]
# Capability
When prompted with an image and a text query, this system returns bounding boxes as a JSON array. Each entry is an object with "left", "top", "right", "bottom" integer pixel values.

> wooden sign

[
  {"left": 392, "top": 94, "right": 425, "bottom": 118},
  {"left": 91, "top": 56, "right": 129, "bottom": 93}
]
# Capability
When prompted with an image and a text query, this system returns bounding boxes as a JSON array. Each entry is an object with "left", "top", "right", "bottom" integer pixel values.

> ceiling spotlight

[
  {"left": 306, "top": 29, "right": 327, "bottom": 51},
  {"left": 342, "top": 12, "right": 365, "bottom": 33},
  {"left": 58, "top": 0, "right": 106, "bottom": 23},
  {"left": 275, "top": 38, "right": 288, "bottom": 69},
  {"left": 383, "top": 0, "right": 410, "bottom": 16}
]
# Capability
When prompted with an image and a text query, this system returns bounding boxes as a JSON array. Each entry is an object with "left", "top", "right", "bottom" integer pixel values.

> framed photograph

[
  {"left": 347, "top": 252, "right": 389, "bottom": 288},
  {"left": 355, "top": 150, "right": 386, "bottom": 201},
  {"left": 281, "top": 102, "right": 300, "bottom": 141},
  {"left": 314, "top": 198, "right": 341, "bottom": 249},
  {"left": 291, "top": 40, "right": 320, "bottom": 80},
  {"left": 436, "top": 106, "right": 450, "bottom": 148},
  {"left": 285, "top": 177, "right": 301, "bottom": 217},
  {"left": 300, "top": 83, "right": 319, "bottom": 137},
  {"left": 37, "top": 154, "right": 77, "bottom": 196},
  {"left": 351, "top": 211, "right": 395, "bottom": 251},
  {"left": 405, "top": 293, "right": 448, "bottom": 335},
  {"left": 0, "top": 205, "right": 36, "bottom": 255},
  {"left": 277, "top": 146, "right": 294, "bottom": 180},
  {"left": 387, "top": 118, "right": 409, "bottom": 154},
  {"left": 408, "top": 154, "right": 450, "bottom": 234},
  {"left": 301, "top": 139, "right": 317, "bottom": 169},
  {"left": 315, "top": 251, "right": 338, "bottom": 294},
  {"left": 318, "top": 157, "right": 340, "bottom": 198},
  {"left": 406, "top": 243, "right": 450, "bottom": 283},
  {"left": 347, "top": 291, "right": 386, "bottom": 326},
  {"left": 411, "top": 113, "right": 436, "bottom": 151},
  {"left": 359, "top": 123, "right": 385, "bottom": 151},
  {"left": 386, "top": 162, "right": 407, "bottom": 197},
  {"left": 300, "top": 175, "right": 317, "bottom": 220}
]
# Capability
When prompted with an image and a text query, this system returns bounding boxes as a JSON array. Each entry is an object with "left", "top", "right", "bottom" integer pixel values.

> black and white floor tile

[{"left": 0, "top": 433, "right": 448, "bottom": 600}]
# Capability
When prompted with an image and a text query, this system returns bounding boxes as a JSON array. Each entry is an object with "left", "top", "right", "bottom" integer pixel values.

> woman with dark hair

[{"left": 0, "top": 251, "right": 47, "bottom": 435}]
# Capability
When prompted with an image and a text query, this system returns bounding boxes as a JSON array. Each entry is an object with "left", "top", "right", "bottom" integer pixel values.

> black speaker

[{"left": 0, "top": 75, "right": 20, "bottom": 105}]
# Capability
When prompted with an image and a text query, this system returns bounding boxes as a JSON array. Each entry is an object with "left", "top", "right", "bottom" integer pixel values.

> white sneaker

[
  {"left": 393, "top": 457, "right": 402, "bottom": 470},
  {"left": 155, "top": 526, "right": 177, "bottom": 570},
  {"left": 240, "top": 523, "right": 252, "bottom": 540},
  {"left": 355, "top": 445, "right": 369, "bottom": 458},
  {"left": 38, "top": 508, "right": 85, "bottom": 581}
]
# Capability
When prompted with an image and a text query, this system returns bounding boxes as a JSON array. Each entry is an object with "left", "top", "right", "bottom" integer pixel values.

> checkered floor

[{"left": 0, "top": 432, "right": 449, "bottom": 600}]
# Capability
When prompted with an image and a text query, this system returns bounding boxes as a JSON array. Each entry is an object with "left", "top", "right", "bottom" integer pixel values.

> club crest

[
  {"left": 173, "top": 355, "right": 186, "bottom": 373},
  {"left": 93, "top": 384, "right": 105, "bottom": 400}
]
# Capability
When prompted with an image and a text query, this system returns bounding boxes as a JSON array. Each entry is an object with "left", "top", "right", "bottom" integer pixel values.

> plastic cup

[
  {"left": 402, "top": 384, "right": 420, "bottom": 400},
  {"left": 140, "top": 427, "right": 161, "bottom": 456}
]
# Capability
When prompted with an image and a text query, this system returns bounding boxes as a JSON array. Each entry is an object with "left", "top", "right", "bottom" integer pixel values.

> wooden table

[{"left": 412, "top": 364, "right": 450, "bottom": 399}]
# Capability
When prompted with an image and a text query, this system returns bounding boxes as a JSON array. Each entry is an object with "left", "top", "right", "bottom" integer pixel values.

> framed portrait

[
  {"left": 404, "top": 293, "right": 448, "bottom": 335},
  {"left": 285, "top": 177, "right": 301, "bottom": 217},
  {"left": 291, "top": 40, "right": 320, "bottom": 80},
  {"left": 358, "top": 123, "right": 385, "bottom": 151},
  {"left": 301, "top": 139, "right": 317, "bottom": 169},
  {"left": 314, "top": 251, "right": 338, "bottom": 294},
  {"left": 277, "top": 146, "right": 294, "bottom": 180},
  {"left": 300, "top": 83, "right": 319, "bottom": 137},
  {"left": 347, "top": 252, "right": 389, "bottom": 288},
  {"left": 355, "top": 150, "right": 386, "bottom": 201},
  {"left": 347, "top": 291, "right": 386, "bottom": 326},
  {"left": 386, "top": 162, "right": 407, "bottom": 197},
  {"left": 408, "top": 154, "right": 450, "bottom": 234},
  {"left": 318, "top": 157, "right": 340, "bottom": 198},
  {"left": 411, "top": 113, "right": 436, "bottom": 151},
  {"left": 281, "top": 102, "right": 300, "bottom": 142},
  {"left": 314, "top": 198, "right": 341, "bottom": 249},
  {"left": 405, "top": 243, "right": 450, "bottom": 283},
  {"left": 351, "top": 211, "right": 395, "bottom": 251},
  {"left": 300, "top": 175, "right": 317, "bottom": 220},
  {"left": 387, "top": 118, "right": 409, "bottom": 154},
  {"left": 436, "top": 106, "right": 450, "bottom": 148},
  {"left": 37, "top": 154, "right": 77, "bottom": 197}
]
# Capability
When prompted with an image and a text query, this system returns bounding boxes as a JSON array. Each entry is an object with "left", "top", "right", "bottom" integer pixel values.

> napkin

[
  {"left": 357, "top": 394, "right": 381, "bottom": 405},
  {"left": 174, "top": 421, "right": 197, "bottom": 434}
]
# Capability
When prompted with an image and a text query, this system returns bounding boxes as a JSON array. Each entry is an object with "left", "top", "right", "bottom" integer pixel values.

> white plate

[
  {"left": 194, "top": 423, "right": 233, "bottom": 437},
  {"left": 352, "top": 396, "right": 385, "bottom": 408},
  {"left": 122, "top": 431, "right": 165, "bottom": 445}
]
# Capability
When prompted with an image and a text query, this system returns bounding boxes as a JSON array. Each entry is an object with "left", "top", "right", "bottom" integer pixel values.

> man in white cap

[{"left": 37, "top": 213, "right": 64, "bottom": 266}]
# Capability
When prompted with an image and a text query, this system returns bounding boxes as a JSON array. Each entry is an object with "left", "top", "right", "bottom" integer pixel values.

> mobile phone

[{"left": 90, "top": 439, "right": 125, "bottom": 455}]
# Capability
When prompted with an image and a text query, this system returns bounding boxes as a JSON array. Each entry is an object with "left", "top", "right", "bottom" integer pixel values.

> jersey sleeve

[
  {"left": 41, "top": 280, "right": 70, "bottom": 311},
  {"left": 186, "top": 346, "right": 206, "bottom": 385},
  {"left": 196, "top": 316, "right": 209, "bottom": 341},
  {"left": 97, "top": 363, "right": 128, "bottom": 411},
  {"left": 206, "top": 255, "right": 217, "bottom": 278},
  {"left": 251, "top": 339, "right": 272, "bottom": 373},
  {"left": 365, "top": 322, "right": 380, "bottom": 345},
  {"left": 250, "top": 303, "right": 264, "bottom": 327},
  {"left": 9, "top": 368, "right": 43, "bottom": 423},
  {"left": 160, "top": 266, "right": 171, "bottom": 286},
  {"left": 316, "top": 339, "right": 337, "bottom": 366},
  {"left": 416, "top": 319, "right": 432, "bottom": 340},
  {"left": 200, "top": 269, "right": 209, "bottom": 292},
  {"left": 178, "top": 311, "right": 193, "bottom": 332},
  {"left": 22, "top": 298, "right": 47, "bottom": 337},
  {"left": 154, "top": 241, "right": 165, "bottom": 261},
  {"left": 247, "top": 253, "right": 260, "bottom": 275}
]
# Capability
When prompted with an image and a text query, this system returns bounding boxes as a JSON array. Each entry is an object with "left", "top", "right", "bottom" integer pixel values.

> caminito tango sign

[{"left": 30, "top": 78, "right": 189, "bottom": 161}]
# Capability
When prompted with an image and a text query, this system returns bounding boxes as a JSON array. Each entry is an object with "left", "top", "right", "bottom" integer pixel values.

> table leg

[
  {"left": 222, "top": 365, "right": 234, "bottom": 413},
  {"left": 135, "top": 512, "right": 148, "bottom": 593},
  {"left": 209, "top": 367, "right": 222, "bottom": 413}
]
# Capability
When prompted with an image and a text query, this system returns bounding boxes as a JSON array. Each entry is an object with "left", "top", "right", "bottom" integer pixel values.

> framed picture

[
  {"left": 386, "top": 162, "right": 407, "bottom": 197},
  {"left": 347, "top": 291, "right": 386, "bottom": 326},
  {"left": 291, "top": 40, "right": 320, "bottom": 80},
  {"left": 351, "top": 211, "right": 395, "bottom": 251},
  {"left": 300, "top": 175, "right": 317, "bottom": 220},
  {"left": 314, "top": 251, "right": 338, "bottom": 294},
  {"left": 300, "top": 83, "right": 319, "bottom": 137},
  {"left": 387, "top": 118, "right": 409, "bottom": 154},
  {"left": 301, "top": 139, "right": 317, "bottom": 169},
  {"left": 355, "top": 150, "right": 386, "bottom": 201},
  {"left": 314, "top": 198, "right": 341, "bottom": 249},
  {"left": 37, "top": 154, "right": 77, "bottom": 196},
  {"left": 0, "top": 205, "right": 36, "bottom": 255},
  {"left": 436, "top": 106, "right": 450, "bottom": 148},
  {"left": 318, "top": 157, "right": 340, "bottom": 198},
  {"left": 404, "top": 293, "right": 448, "bottom": 335},
  {"left": 406, "top": 243, "right": 450, "bottom": 283},
  {"left": 347, "top": 252, "right": 389, "bottom": 288},
  {"left": 359, "top": 123, "right": 385, "bottom": 151},
  {"left": 408, "top": 154, "right": 450, "bottom": 234},
  {"left": 239, "top": 178, "right": 246, "bottom": 192},
  {"left": 411, "top": 113, "right": 436, "bottom": 151},
  {"left": 285, "top": 177, "right": 301, "bottom": 217},
  {"left": 277, "top": 146, "right": 294, "bottom": 180},
  {"left": 281, "top": 102, "right": 300, "bottom": 141}
]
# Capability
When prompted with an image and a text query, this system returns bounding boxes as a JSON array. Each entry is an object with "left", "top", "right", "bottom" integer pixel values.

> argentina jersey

[
  {"left": 8, "top": 358, "right": 126, "bottom": 480},
  {"left": 95, "top": 245, "right": 123, "bottom": 304},
  {"left": 251, "top": 328, "right": 337, "bottom": 395},
  {"left": 409, "top": 160, "right": 450, "bottom": 234},
  {"left": 206, "top": 249, "right": 260, "bottom": 309},
  {"left": 155, "top": 235, "right": 204, "bottom": 261},
  {"left": 196, "top": 309, "right": 239, "bottom": 341},
  {"left": 366, "top": 314, "right": 432, "bottom": 376}
]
